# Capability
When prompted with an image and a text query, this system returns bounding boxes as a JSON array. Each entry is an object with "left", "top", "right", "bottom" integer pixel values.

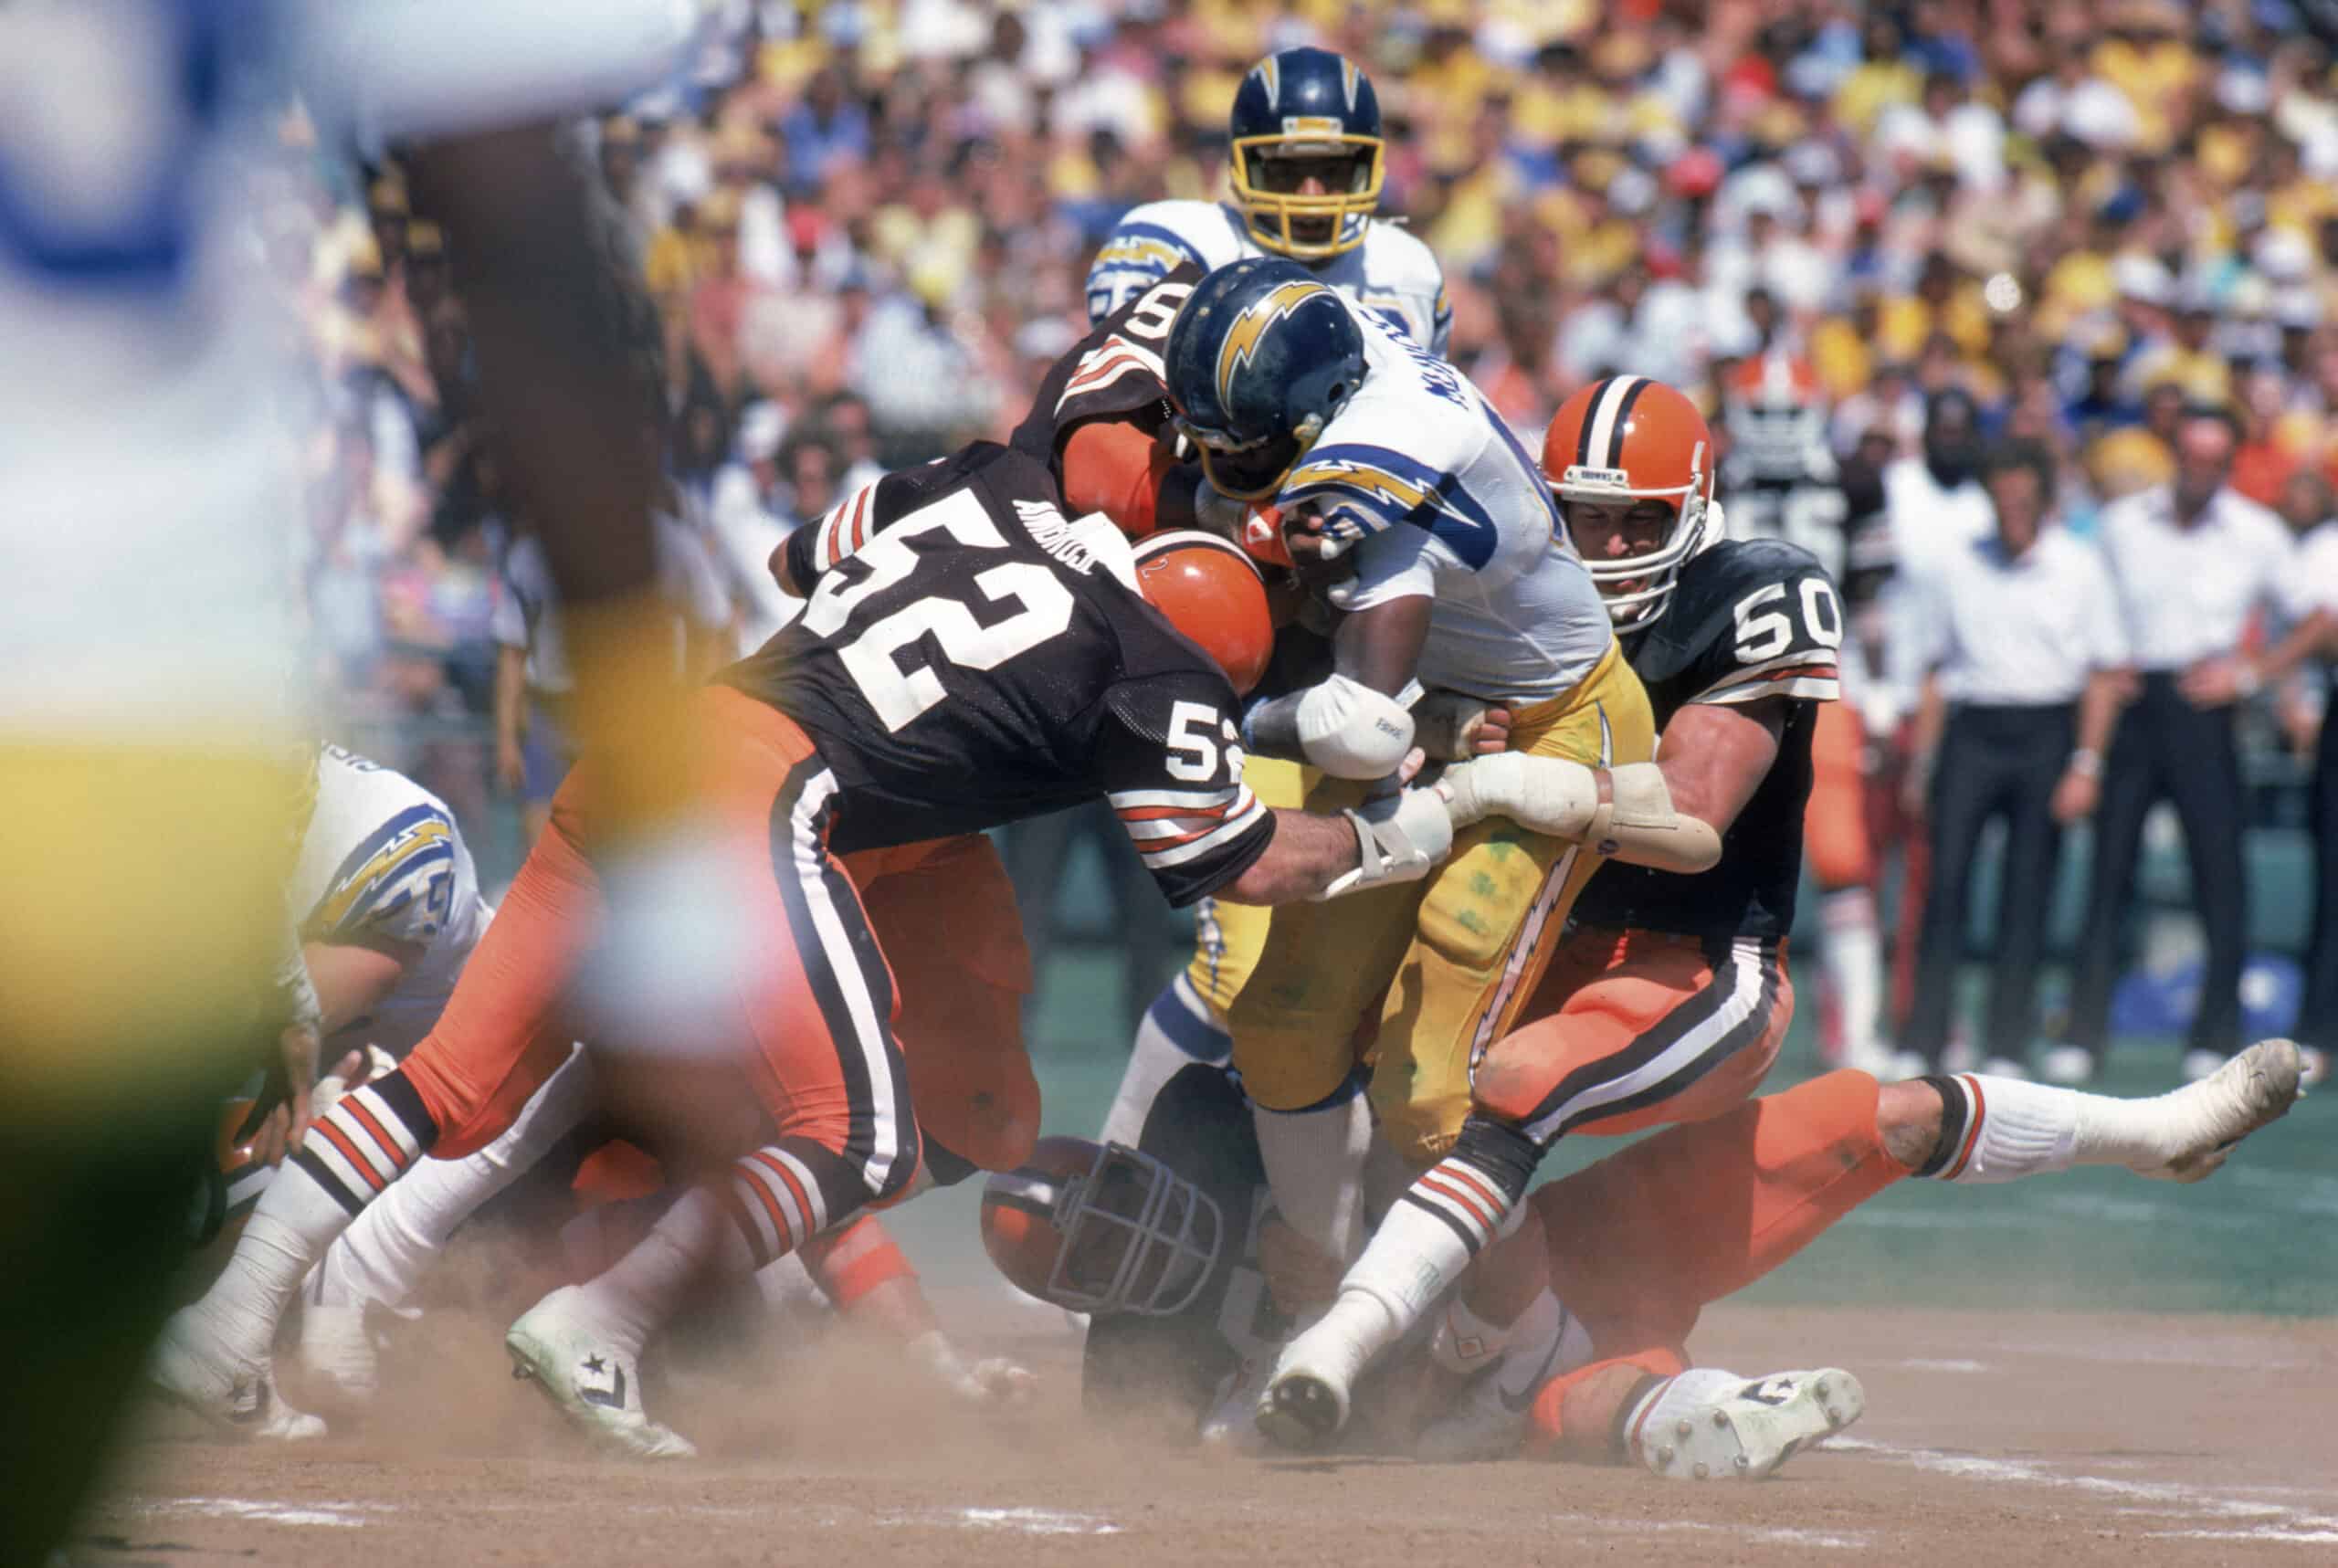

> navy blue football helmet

[
  {"left": 1164, "top": 258, "right": 1368, "bottom": 500},
  {"left": 1228, "top": 47, "right": 1385, "bottom": 260}
]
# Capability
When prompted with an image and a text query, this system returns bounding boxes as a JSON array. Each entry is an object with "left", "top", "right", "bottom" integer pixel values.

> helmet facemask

[
  {"left": 1037, "top": 1142, "right": 1223, "bottom": 1317},
  {"left": 1231, "top": 129, "right": 1383, "bottom": 261},
  {"left": 1176, "top": 408, "right": 1329, "bottom": 500},
  {"left": 1555, "top": 446, "right": 1716, "bottom": 629}
]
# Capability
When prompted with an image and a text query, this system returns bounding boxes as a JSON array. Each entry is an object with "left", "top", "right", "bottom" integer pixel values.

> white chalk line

[
  {"left": 135, "top": 1498, "right": 393, "bottom": 1529},
  {"left": 1543, "top": 1511, "right": 1868, "bottom": 1550},
  {"left": 1833, "top": 1437, "right": 2338, "bottom": 1545}
]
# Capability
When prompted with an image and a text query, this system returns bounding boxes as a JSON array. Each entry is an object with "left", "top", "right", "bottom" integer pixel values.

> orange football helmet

[
  {"left": 1543, "top": 374, "right": 1719, "bottom": 628},
  {"left": 980, "top": 1136, "right": 1223, "bottom": 1317},
  {"left": 1132, "top": 530, "right": 1274, "bottom": 696},
  {"left": 1722, "top": 351, "right": 1832, "bottom": 484}
]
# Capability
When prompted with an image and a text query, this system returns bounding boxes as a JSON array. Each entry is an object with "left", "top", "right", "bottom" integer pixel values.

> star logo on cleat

[{"left": 584, "top": 1356, "right": 606, "bottom": 1375}]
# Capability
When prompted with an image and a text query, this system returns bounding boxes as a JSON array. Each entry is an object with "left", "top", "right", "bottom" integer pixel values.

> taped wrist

[
  {"left": 1438, "top": 752, "right": 1599, "bottom": 835},
  {"left": 1316, "top": 786, "right": 1453, "bottom": 900},
  {"left": 1295, "top": 673, "right": 1420, "bottom": 779},
  {"left": 1596, "top": 762, "right": 1722, "bottom": 873}
]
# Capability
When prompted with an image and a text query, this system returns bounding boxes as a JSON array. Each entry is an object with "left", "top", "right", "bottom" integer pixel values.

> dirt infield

[{"left": 85, "top": 1302, "right": 2338, "bottom": 1567}]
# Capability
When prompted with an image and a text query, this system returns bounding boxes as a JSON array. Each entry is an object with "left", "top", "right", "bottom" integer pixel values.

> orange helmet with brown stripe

[{"left": 1543, "top": 375, "right": 1719, "bottom": 628}]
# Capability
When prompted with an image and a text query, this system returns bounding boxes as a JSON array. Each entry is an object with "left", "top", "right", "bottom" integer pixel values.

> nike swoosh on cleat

[{"left": 1497, "top": 1308, "right": 1572, "bottom": 1414}]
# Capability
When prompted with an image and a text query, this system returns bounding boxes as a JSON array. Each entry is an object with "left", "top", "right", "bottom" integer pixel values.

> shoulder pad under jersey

[{"left": 1630, "top": 538, "right": 1844, "bottom": 706}]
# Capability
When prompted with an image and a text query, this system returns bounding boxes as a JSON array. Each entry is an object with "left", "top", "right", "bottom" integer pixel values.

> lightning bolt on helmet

[
  {"left": 1543, "top": 375, "right": 1720, "bottom": 628},
  {"left": 981, "top": 1137, "right": 1224, "bottom": 1317},
  {"left": 1164, "top": 257, "right": 1367, "bottom": 500},
  {"left": 1228, "top": 47, "right": 1385, "bottom": 260}
]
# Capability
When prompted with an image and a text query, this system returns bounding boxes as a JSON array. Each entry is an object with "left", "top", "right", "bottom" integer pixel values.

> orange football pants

[
  {"left": 1803, "top": 699, "right": 1873, "bottom": 889},
  {"left": 1525, "top": 1068, "right": 1910, "bottom": 1447},
  {"left": 847, "top": 833, "right": 1038, "bottom": 1177},
  {"left": 1474, "top": 927, "right": 1793, "bottom": 1148},
  {"left": 402, "top": 688, "right": 936, "bottom": 1208}
]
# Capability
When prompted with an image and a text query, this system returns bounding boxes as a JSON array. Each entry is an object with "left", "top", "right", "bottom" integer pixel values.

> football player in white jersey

[
  {"left": 1105, "top": 262, "right": 1654, "bottom": 1434},
  {"left": 1084, "top": 47, "right": 1450, "bottom": 358},
  {"left": 293, "top": 746, "right": 492, "bottom": 1065}
]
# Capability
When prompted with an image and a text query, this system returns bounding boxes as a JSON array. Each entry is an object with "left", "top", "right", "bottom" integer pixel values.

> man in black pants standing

[
  {"left": 2061, "top": 407, "right": 2329, "bottom": 1083},
  {"left": 1900, "top": 441, "right": 2130, "bottom": 1078}
]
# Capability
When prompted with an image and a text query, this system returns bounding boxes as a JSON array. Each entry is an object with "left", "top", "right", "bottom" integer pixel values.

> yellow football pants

[{"left": 1189, "top": 642, "right": 1656, "bottom": 1163}]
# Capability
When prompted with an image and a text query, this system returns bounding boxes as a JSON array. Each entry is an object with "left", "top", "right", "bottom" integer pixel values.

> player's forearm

[
  {"left": 302, "top": 941, "right": 416, "bottom": 1036},
  {"left": 1439, "top": 755, "right": 1723, "bottom": 874},
  {"left": 1217, "top": 810, "right": 1362, "bottom": 904}
]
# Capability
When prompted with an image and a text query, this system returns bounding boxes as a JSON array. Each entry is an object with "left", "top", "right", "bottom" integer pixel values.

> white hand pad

[{"left": 1298, "top": 673, "right": 1419, "bottom": 780}]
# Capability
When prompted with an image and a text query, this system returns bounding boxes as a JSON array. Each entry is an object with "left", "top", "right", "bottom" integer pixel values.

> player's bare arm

[
  {"left": 1646, "top": 697, "right": 1788, "bottom": 835},
  {"left": 302, "top": 938, "right": 426, "bottom": 1037}
]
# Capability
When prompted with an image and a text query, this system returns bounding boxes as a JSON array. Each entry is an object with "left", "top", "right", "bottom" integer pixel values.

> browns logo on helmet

[
  {"left": 1132, "top": 529, "right": 1274, "bottom": 696},
  {"left": 1543, "top": 375, "right": 1720, "bottom": 628},
  {"left": 980, "top": 1135, "right": 1222, "bottom": 1317}
]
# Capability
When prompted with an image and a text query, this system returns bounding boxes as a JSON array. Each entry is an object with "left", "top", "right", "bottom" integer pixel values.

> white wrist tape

[
  {"left": 1317, "top": 787, "right": 1454, "bottom": 900},
  {"left": 1411, "top": 690, "right": 1492, "bottom": 763},
  {"left": 1438, "top": 753, "right": 1600, "bottom": 835},
  {"left": 1439, "top": 757, "right": 1722, "bottom": 872},
  {"left": 1598, "top": 762, "right": 1723, "bottom": 873},
  {"left": 1298, "top": 673, "right": 1420, "bottom": 780}
]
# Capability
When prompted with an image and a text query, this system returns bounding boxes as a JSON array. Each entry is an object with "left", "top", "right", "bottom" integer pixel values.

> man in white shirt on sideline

[
  {"left": 1898, "top": 441, "right": 2132, "bottom": 1079},
  {"left": 2060, "top": 406, "right": 2331, "bottom": 1082},
  {"left": 2280, "top": 516, "right": 2338, "bottom": 1087}
]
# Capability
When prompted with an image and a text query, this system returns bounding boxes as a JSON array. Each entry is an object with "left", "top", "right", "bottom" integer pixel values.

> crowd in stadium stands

[{"left": 271, "top": 0, "right": 2338, "bottom": 1050}]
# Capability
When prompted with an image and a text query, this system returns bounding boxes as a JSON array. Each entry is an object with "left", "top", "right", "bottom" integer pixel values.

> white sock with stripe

[
  {"left": 1926, "top": 1069, "right": 2250, "bottom": 1184},
  {"left": 190, "top": 1076, "right": 436, "bottom": 1365},
  {"left": 574, "top": 1186, "right": 758, "bottom": 1356},
  {"left": 1305, "top": 1152, "right": 1522, "bottom": 1375},
  {"left": 313, "top": 1047, "right": 594, "bottom": 1311},
  {"left": 1922, "top": 1074, "right": 2078, "bottom": 1183},
  {"left": 1101, "top": 974, "right": 1228, "bottom": 1148}
]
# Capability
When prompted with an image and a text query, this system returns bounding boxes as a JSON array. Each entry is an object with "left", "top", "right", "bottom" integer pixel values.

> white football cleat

[
  {"left": 2132, "top": 1037, "right": 2302, "bottom": 1183},
  {"left": 1637, "top": 1369, "right": 1864, "bottom": 1481},
  {"left": 505, "top": 1287, "right": 695, "bottom": 1460},
  {"left": 1256, "top": 1325, "right": 1373, "bottom": 1449},
  {"left": 148, "top": 1309, "right": 325, "bottom": 1442},
  {"left": 1412, "top": 1370, "right": 1531, "bottom": 1462},
  {"left": 297, "top": 1303, "right": 380, "bottom": 1404}
]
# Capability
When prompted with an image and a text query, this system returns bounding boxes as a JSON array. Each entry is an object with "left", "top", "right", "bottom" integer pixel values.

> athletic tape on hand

[{"left": 1316, "top": 786, "right": 1454, "bottom": 900}]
